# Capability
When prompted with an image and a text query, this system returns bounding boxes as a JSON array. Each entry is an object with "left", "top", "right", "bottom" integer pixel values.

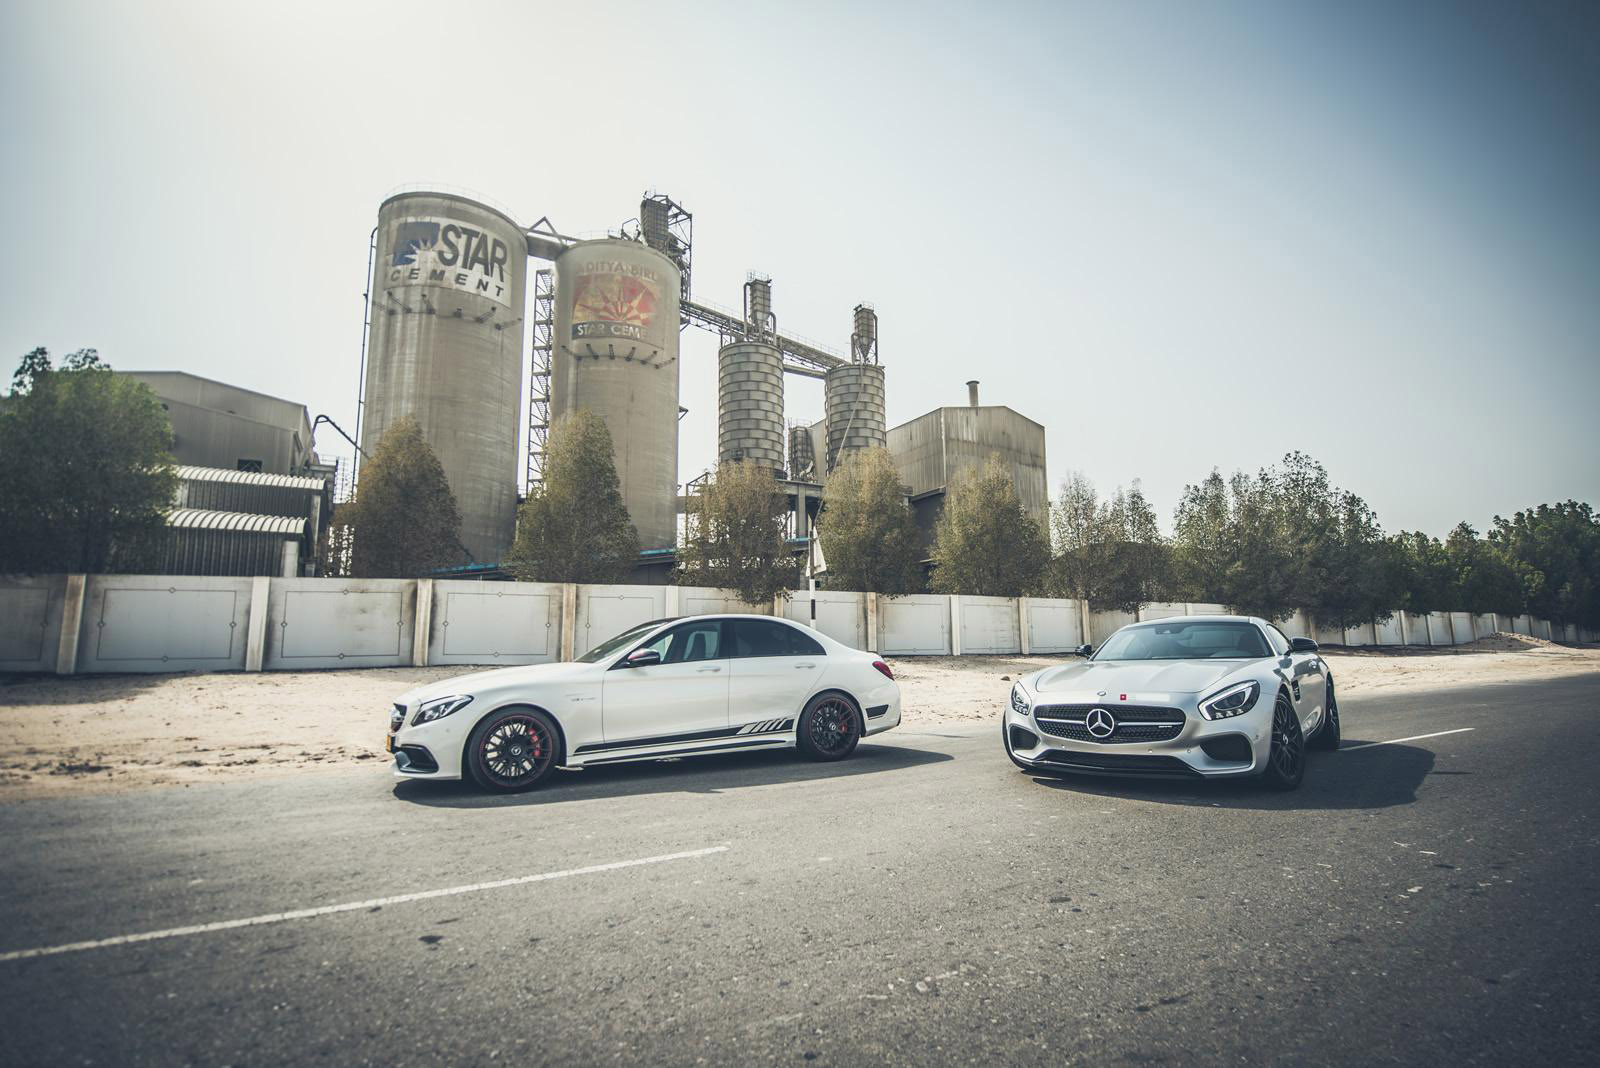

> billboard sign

[
  {"left": 569, "top": 259, "right": 662, "bottom": 345},
  {"left": 384, "top": 216, "right": 513, "bottom": 308}
]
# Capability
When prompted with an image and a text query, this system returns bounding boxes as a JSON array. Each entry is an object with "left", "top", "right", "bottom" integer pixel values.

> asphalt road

[{"left": 2, "top": 674, "right": 1598, "bottom": 1066}]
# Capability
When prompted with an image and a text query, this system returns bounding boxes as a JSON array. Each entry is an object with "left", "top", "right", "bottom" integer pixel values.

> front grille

[
  {"left": 1034, "top": 704, "right": 1185, "bottom": 744},
  {"left": 1036, "top": 750, "right": 1198, "bottom": 777},
  {"left": 390, "top": 703, "right": 407, "bottom": 732}
]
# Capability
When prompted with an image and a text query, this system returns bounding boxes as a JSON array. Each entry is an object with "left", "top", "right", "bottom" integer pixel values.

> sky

[{"left": 3, "top": 0, "right": 1596, "bottom": 538}]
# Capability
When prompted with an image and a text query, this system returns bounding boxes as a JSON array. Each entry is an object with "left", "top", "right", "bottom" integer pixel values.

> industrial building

[
  {"left": 119, "top": 371, "right": 322, "bottom": 476},
  {"left": 886, "top": 381, "right": 1048, "bottom": 559}
]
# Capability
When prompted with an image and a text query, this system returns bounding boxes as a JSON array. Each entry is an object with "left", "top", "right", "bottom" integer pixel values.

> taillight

[{"left": 872, "top": 660, "right": 893, "bottom": 680}]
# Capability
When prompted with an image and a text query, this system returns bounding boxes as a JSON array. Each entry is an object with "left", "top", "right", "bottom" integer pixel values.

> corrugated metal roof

[
  {"left": 166, "top": 509, "right": 305, "bottom": 535},
  {"left": 176, "top": 465, "right": 327, "bottom": 490}
]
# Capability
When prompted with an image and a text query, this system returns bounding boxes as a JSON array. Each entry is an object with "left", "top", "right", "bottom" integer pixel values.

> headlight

[
  {"left": 413, "top": 695, "right": 473, "bottom": 725},
  {"left": 1010, "top": 683, "right": 1031, "bottom": 717},
  {"left": 1199, "top": 681, "right": 1260, "bottom": 720}
]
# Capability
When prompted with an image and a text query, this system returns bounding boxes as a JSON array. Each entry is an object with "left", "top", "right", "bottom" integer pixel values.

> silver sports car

[{"left": 1003, "top": 615, "right": 1339, "bottom": 789}]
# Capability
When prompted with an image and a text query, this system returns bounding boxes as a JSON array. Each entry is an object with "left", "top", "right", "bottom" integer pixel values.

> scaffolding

[{"left": 526, "top": 267, "right": 555, "bottom": 490}]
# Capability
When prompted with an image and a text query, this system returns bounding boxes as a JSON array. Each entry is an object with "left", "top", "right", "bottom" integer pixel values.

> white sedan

[{"left": 387, "top": 614, "right": 903, "bottom": 792}]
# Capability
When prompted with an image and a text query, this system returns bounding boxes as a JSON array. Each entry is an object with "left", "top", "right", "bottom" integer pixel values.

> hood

[
  {"left": 1029, "top": 659, "right": 1243, "bottom": 698},
  {"left": 397, "top": 660, "right": 595, "bottom": 706}
]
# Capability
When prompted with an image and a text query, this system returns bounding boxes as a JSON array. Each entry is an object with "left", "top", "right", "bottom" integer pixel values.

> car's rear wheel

[
  {"left": 1309, "top": 681, "right": 1341, "bottom": 751},
  {"left": 1261, "top": 689, "right": 1305, "bottom": 791},
  {"left": 796, "top": 693, "right": 860, "bottom": 762},
  {"left": 465, "top": 707, "right": 559, "bottom": 793}
]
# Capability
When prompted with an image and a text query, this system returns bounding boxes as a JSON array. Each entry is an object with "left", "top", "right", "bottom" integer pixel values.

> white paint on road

[
  {"left": 1340, "top": 727, "right": 1475, "bottom": 751},
  {"left": 0, "top": 845, "right": 730, "bottom": 964}
]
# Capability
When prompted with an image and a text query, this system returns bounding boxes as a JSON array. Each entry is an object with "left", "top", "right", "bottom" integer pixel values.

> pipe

[{"left": 967, "top": 380, "right": 980, "bottom": 407}]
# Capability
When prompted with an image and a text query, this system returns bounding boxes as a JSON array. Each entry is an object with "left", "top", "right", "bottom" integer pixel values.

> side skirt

[{"left": 577, "top": 737, "right": 793, "bottom": 766}]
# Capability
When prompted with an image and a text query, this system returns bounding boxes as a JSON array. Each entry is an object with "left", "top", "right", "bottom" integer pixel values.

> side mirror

[
  {"left": 621, "top": 648, "right": 661, "bottom": 668},
  {"left": 1289, "top": 637, "right": 1318, "bottom": 653},
  {"left": 1076, "top": 643, "right": 1094, "bottom": 658}
]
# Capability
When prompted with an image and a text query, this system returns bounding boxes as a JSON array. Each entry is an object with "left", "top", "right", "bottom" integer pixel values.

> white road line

[
  {"left": 1341, "top": 727, "right": 1476, "bottom": 751},
  {"left": 0, "top": 845, "right": 730, "bottom": 964}
]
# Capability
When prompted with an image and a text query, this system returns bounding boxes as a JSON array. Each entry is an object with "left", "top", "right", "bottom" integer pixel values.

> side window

[
  {"left": 784, "top": 623, "right": 825, "bottom": 656},
  {"left": 729, "top": 618, "right": 818, "bottom": 658},
  {"left": 1265, "top": 625, "right": 1291, "bottom": 657},
  {"left": 641, "top": 621, "right": 723, "bottom": 664}
]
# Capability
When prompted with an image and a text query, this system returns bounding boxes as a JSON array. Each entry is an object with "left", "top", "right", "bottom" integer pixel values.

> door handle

[
  {"left": 795, "top": 663, "right": 816, "bottom": 669},
  {"left": 697, "top": 666, "right": 722, "bottom": 673}
]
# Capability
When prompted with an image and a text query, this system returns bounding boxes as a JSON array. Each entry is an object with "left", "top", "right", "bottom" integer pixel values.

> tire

[
  {"left": 1260, "top": 689, "right": 1306, "bottom": 791},
  {"left": 465, "top": 707, "right": 560, "bottom": 793},
  {"left": 1309, "top": 681, "right": 1341, "bottom": 751},
  {"left": 796, "top": 693, "right": 861, "bottom": 762}
]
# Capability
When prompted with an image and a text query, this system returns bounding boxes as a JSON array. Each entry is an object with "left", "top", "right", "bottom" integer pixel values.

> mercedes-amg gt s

[{"left": 1003, "top": 616, "right": 1339, "bottom": 789}]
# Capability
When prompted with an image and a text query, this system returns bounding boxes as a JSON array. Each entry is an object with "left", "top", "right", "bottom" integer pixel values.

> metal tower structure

[{"left": 525, "top": 267, "right": 555, "bottom": 489}]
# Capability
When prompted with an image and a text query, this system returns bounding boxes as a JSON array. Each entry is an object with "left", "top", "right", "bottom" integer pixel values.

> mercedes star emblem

[{"left": 1086, "top": 707, "right": 1117, "bottom": 739}]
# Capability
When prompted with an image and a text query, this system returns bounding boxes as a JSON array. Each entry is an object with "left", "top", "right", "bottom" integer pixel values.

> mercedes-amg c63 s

[
  {"left": 1003, "top": 616, "right": 1339, "bottom": 789},
  {"left": 387, "top": 614, "right": 902, "bottom": 793}
]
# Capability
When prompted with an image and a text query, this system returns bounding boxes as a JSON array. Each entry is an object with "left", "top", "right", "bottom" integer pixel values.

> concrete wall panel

[
  {"left": 679, "top": 588, "right": 767, "bottom": 618},
  {"left": 80, "top": 576, "right": 252, "bottom": 672},
  {"left": 879, "top": 595, "right": 951, "bottom": 656},
  {"left": 784, "top": 591, "right": 866, "bottom": 650},
  {"left": 266, "top": 579, "right": 413, "bottom": 669},
  {"left": 960, "top": 596, "right": 1021, "bottom": 655},
  {"left": 1026, "top": 598, "right": 1083, "bottom": 654},
  {"left": 1374, "top": 616, "right": 1403, "bottom": 646},
  {"left": 575, "top": 585, "right": 667, "bottom": 657},
  {"left": 1138, "top": 603, "right": 1187, "bottom": 622},
  {"left": 1087, "top": 609, "right": 1137, "bottom": 646},
  {"left": 0, "top": 576, "right": 65, "bottom": 672},
  {"left": 1343, "top": 623, "right": 1377, "bottom": 647},
  {"left": 429, "top": 580, "right": 561, "bottom": 666}
]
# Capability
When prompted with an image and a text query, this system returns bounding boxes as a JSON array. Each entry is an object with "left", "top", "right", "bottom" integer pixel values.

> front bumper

[
  {"left": 1004, "top": 699, "right": 1268, "bottom": 779},
  {"left": 388, "top": 701, "right": 469, "bottom": 780}
]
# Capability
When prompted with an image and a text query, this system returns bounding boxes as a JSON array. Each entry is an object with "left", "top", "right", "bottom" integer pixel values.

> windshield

[
  {"left": 1094, "top": 621, "right": 1271, "bottom": 661},
  {"left": 574, "top": 620, "right": 669, "bottom": 664}
]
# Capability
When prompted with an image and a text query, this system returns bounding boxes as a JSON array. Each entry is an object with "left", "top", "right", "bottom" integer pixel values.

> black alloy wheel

[
  {"left": 797, "top": 694, "right": 860, "bottom": 762},
  {"left": 1309, "top": 682, "right": 1341, "bottom": 751},
  {"left": 1261, "top": 690, "right": 1305, "bottom": 791},
  {"left": 466, "top": 708, "right": 559, "bottom": 793}
]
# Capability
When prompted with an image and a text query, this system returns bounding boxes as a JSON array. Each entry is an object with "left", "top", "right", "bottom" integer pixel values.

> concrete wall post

[
  {"left": 245, "top": 576, "right": 271, "bottom": 672},
  {"left": 664, "top": 585, "right": 680, "bottom": 618},
  {"left": 560, "top": 583, "right": 578, "bottom": 661},
  {"left": 55, "top": 574, "right": 86, "bottom": 676},
  {"left": 1018, "top": 597, "right": 1031, "bottom": 655},
  {"left": 950, "top": 595, "right": 962, "bottom": 656},
  {"left": 281, "top": 539, "right": 301, "bottom": 578},
  {"left": 866, "top": 592, "right": 880, "bottom": 652},
  {"left": 1398, "top": 611, "right": 1409, "bottom": 646},
  {"left": 412, "top": 579, "right": 433, "bottom": 667},
  {"left": 1079, "top": 598, "right": 1092, "bottom": 649}
]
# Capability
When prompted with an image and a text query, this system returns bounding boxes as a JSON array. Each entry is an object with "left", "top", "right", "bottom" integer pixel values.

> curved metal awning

[
  {"left": 166, "top": 509, "right": 304, "bottom": 535},
  {"left": 175, "top": 465, "right": 328, "bottom": 491}
]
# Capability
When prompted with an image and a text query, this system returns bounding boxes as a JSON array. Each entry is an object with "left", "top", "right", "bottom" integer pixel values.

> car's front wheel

[
  {"left": 465, "top": 707, "right": 560, "bottom": 793},
  {"left": 1309, "top": 681, "right": 1341, "bottom": 751},
  {"left": 796, "top": 693, "right": 860, "bottom": 762},
  {"left": 1260, "top": 689, "right": 1305, "bottom": 791}
]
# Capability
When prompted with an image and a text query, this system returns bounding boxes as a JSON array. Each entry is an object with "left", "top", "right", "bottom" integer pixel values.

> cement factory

[{"left": 123, "top": 189, "right": 1047, "bottom": 580}]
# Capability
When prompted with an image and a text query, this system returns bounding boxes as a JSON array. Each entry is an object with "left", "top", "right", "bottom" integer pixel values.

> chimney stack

[{"left": 966, "top": 380, "right": 980, "bottom": 407}]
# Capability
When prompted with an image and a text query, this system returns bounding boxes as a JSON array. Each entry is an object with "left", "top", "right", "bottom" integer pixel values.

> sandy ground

[{"left": 1, "top": 634, "right": 1594, "bottom": 800}]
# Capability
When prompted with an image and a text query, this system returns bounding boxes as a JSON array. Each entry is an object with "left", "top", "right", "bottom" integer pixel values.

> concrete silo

[
  {"left": 823, "top": 304, "right": 886, "bottom": 472},
  {"left": 717, "top": 342, "right": 785, "bottom": 471},
  {"left": 361, "top": 192, "right": 526, "bottom": 564},
  {"left": 550, "top": 238, "right": 682, "bottom": 550}
]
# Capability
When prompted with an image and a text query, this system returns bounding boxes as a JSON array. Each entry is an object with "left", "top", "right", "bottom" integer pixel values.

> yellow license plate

[{"left": 385, "top": 734, "right": 394, "bottom": 753}]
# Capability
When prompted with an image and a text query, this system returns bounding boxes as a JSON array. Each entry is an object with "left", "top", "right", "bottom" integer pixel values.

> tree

[
  {"left": 1050, "top": 472, "right": 1170, "bottom": 611},
  {"left": 326, "top": 416, "right": 464, "bottom": 577},
  {"left": 1444, "top": 522, "right": 1525, "bottom": 618},
  {"left": 816, "top": 447, "right": 923, "bottom": 594},
  {"left": 1387, "top": 530, "right": 1458, "bottom": 616},
  {"left": 677, "top": 460, "right": 803, "bottom": 605},
  {"left": 0, "top": 348, "right": 176, "bottom": 574},
  {"left": 929, "top": 454, "right": 1050, "bottom": 596},
  {"left": 506, "top": 410, "right": 638, "bottom": 583},
  {"left": 1488, "top": 501, "right": 1600, "bottom": 627}
]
